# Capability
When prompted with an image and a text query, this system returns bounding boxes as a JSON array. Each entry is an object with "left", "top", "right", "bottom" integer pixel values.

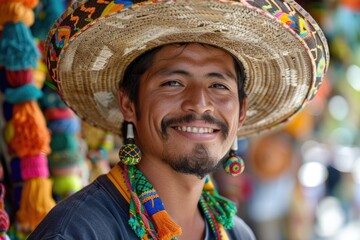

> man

[{"left": 29, "top": 0, "right": 329, "bottom": 239}]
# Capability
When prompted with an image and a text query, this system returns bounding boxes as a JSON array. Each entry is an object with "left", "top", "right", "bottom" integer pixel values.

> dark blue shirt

[{"left": 28, "top": 175, "right": 255, "bottom": 239}]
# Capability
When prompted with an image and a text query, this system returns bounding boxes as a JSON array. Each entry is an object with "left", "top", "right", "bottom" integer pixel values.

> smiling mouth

[{"left": 174, "top": 126, "right": 217, "bottom": 133}]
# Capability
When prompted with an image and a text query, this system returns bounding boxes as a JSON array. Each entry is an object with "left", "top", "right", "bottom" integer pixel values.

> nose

[{"left": 181, "top": 85, "right": 214, "bottom": 114}]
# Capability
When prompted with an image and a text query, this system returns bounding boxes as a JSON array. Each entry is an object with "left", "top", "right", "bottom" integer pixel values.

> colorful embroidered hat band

[{"left": 46, "top": 0, "right": 329, "bottom": 138}]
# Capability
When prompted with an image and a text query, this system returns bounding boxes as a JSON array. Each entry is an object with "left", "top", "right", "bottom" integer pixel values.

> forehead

[{"left": 153, "top": 43, "right": 236, "bottom": 63}]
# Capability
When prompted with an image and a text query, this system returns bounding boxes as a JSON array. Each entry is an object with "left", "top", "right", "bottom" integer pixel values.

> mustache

[{"left": 161, "top": 113, "right": 228, "bottom": 138}]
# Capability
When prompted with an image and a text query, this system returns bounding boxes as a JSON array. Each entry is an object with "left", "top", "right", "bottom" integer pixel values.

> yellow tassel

[
  {"left": 151, "top": 210, "right": 182, "bottom": 240},
  {"left": 16, "top": 177, "right": 55, "bottom": 231}
]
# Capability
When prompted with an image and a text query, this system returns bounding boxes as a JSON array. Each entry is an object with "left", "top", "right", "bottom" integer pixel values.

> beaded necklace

[{"left": 121, "top": 164, "right": 237, "bottom": 240}]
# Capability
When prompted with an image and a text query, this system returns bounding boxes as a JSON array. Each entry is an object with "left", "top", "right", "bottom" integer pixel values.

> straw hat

[{"left": 46, "top": 0, "right": 329, "bottom": 138}]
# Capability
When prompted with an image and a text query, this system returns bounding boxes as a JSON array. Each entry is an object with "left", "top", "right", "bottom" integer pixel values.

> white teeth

[{"left": 175, "top": 126, "right": 215, "bottom": 133}]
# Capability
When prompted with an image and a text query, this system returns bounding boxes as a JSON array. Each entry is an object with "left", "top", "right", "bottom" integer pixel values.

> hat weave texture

[{"left": 46, "top": 0, "right": 329, "bottom": 137}]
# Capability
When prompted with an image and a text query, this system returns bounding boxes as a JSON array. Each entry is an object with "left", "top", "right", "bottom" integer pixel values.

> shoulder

[
  {"left": 228, "top": 216, "right": 256, "bottom": 240},
  {"left": 28, "top": 175, "right": 137, "bottom": 240}
]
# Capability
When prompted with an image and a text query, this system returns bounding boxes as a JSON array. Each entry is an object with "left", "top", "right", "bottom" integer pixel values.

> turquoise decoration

[
  {"left": 119, "top": 143, "right": 141, "bottom": 165},
  {"left": 4, "top": 84, "right": 43, "bottom": 104},
  {"left": 223, "top": 156, "right": 245, "bottom": 177},
  {"left": 0, "top": 22, "right": 40, "bottom": 70}
]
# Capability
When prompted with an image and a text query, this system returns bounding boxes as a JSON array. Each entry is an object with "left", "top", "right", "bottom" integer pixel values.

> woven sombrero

[{"left": 46, "top": 0, "right": 329, "bottom": 138}]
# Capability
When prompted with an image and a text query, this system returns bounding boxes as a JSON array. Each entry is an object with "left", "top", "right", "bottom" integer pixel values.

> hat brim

[{"left": 46, "top": 0, "right": 329, "bottom": 138}]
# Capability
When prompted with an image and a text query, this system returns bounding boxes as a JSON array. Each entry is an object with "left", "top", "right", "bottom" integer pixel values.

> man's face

[{"left": 121, "top": 43, "right": 246, "bottom": 178}]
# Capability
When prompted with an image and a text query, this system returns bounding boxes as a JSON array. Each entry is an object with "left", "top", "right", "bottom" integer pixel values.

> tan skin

[{"left": 118, "top": 43, "right": 246, "bottom": 239}]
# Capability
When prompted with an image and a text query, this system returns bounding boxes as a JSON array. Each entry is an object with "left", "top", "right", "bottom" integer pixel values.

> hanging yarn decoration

[
  {"left": 0, "top": 184, "right": 10, "bottom": 240},
  {"left": 0, "top": 22, "right": 39, "bottom": 70},
  {"left": 0, "top": 2, "right": 35, "bottom": 27},
  {"left": 10, "top": 103, "right": 55, "bottom": 232},
  {"left": 0, "top": 0, "right": 56, "bottom": 235},
  {"left": 9, "top": 101, "right": 51, "bottom": 158},
  {"left": 5, "top": 69, "right": 33, "bottom": 87},
  {"left": 5, "top": 84, "right": 43, "bottom": 104},
  {"left": 20, "top": 154, "right": 49, "bottom": 180},
  {"left": 16, "top": 177, "right": 55, "bottom": 231},
  {"left": 0, "top": 0, "right": 39, "bottom": 9},
  {"left": 40, "top": 85, "right": 86, "bottom": 201},
  {"left": 28, "top": 0, "right": 87, "bottom": 202}
]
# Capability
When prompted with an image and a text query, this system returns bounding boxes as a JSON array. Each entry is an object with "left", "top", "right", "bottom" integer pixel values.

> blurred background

[
  {"left": 214, "top": 1, "right": 360, "bottom": 239},
  {"left": 0, "top": 0, "right": 360, "bottom": 239}
]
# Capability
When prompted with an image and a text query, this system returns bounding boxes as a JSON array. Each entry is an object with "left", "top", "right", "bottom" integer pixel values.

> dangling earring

[
  {"left": 118, "top": 123, "right": 141, "bottom": 165},
  {"left": 223, "top": 139, "right": 245, "bottom": 176}
]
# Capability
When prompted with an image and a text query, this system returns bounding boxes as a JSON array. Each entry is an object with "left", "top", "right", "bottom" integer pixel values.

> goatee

[{"left": 162, "top": 143, "right": 224, "bottom": 179}]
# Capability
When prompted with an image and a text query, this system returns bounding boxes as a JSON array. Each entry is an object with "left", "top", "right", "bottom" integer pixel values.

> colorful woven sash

[{"left": 108, "top": 163, "right": 237, "bottom": 240}]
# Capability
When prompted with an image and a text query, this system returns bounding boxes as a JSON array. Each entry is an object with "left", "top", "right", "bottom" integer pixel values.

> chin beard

[{"left": 162, "top": 144, "right": 224, "bottom": 179}]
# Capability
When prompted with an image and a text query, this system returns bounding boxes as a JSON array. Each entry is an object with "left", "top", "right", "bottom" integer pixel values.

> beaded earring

[
  {"left": 118, "top": 123, "right": 141, "bottom": 165},
  {"left": 223, "top": 139, "right": 245, "bottom": 176}
]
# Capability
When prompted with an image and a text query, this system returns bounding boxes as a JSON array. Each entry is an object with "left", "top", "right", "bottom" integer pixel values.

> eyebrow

[{"left": 157, "top": 69, "right": 236, "bottom": 82}]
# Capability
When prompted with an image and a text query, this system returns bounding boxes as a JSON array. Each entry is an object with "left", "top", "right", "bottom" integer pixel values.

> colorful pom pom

[
  {"left": 223, "top": 156, "right": 245, "bottom": 176},
  {"left": 0, "top": 22, "right": 39, "bottom": 70},
  {"left": 5, "top": 69, "right": 33, "bottom": 87},
  {"left": 10, "top": 101, "right": 51, "bottom": 157},
  {"left": 20, "top": 154, "right": 49, "bottom": 180},
  {"left": 119, "top": 143, "right": 141, "bottom": 165},
  {"left": 5, "top": 84, "right": 42, "bottom": 104}
]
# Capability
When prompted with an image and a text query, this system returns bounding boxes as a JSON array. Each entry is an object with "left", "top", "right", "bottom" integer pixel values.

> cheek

[
  {"left": 136, "top": 94, "right": 176, "bottom": 134},
  {"left": 215, "top": 96, "right": 240, "bottom": 119},
  {"left": 213, "top": 93, "right": 239, "bottom": 108}
]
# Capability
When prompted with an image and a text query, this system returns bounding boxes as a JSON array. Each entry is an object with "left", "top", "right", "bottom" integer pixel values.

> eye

[
  {"left": 160, "top": 80, "right": 183, "bottom": 87},
  {"left": 211, "top": 83, "right": 229, "bottom": 89}
]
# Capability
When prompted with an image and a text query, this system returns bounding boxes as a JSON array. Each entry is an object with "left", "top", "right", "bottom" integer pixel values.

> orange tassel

[
  {"left": 0, "top": 0, "right": 39, "bottom": 9},
  {"left": 0, "top": 2, "right": 35, "bottom": 27},
  {"left": 10, "top": 101, "right": 51, "bottom": 158},
  {"left": 16, "top": 177, "right": 55, "bottom": 231},
  {"left": 151, "top": 210, "right": 182, "bottom": 240}
]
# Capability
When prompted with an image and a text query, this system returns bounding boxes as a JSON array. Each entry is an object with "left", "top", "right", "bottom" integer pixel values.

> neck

[{"left": 137, "top": 156, "right": 206, "bottom": 239}]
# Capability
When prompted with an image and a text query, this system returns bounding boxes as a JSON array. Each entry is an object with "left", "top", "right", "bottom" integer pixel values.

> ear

[
  {"left": 238, "top": 99, "right": 247, "bottom": 130},
  {"left": 117, "top": 89, "right": 137, "bottom": 122}
]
